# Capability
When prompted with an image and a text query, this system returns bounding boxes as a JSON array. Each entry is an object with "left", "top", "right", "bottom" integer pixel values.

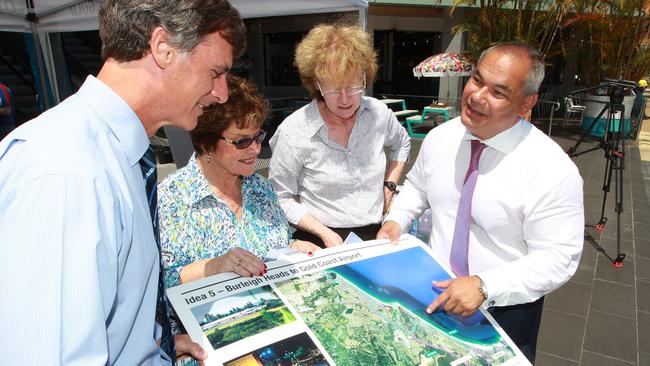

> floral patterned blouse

[{"left": 158, "top": 154, "right": 291, "bottom": 288}]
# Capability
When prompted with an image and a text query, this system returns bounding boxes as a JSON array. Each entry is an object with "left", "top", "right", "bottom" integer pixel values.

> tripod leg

[
  {"left": 612, "top": 159, "right": 625, "bottom": 268},
  {"left": 584, "top": 230, "right": 616, "bottom": 263},
  {"left": 597, "top": 153, "right": 612, "bottom": 232},
  {"left": 612, "top": 104, "right": 626, "bottom": 268},
  {"left": 567, "top": 103, "right": 610, "bottom": 156}
]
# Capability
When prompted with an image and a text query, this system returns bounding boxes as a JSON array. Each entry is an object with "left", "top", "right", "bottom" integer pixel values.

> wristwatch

[
  {"left": 383, "top": 181, "right": 397, "bottom": 192},
  {"left": 477, "top": 276, "right": 488, "bottom": 300}
]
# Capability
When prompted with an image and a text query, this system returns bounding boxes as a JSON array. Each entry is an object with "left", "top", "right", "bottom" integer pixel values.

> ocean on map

[{"left": 330, "top": 246, "right": 501, "bottom": 343}]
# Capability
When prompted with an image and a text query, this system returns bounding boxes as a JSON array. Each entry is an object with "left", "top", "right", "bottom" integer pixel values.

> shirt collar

[
  {"left": 183, "top": 154, "right": 261, "bottom": 206},
  {"left": 303, "top": 96, "right": 371, "bottom": 137},
  {"left": 304, "top": 99, "right": 325, "bottom": 137},
  {"left": 183, "top": 154, "right": 214, "bottom": 206},
  {"left": 76, "top": 75, "right": 149, "bottom": 166},
  {"left": 462, "top": 117, "right": 530, "bottom": 154}
]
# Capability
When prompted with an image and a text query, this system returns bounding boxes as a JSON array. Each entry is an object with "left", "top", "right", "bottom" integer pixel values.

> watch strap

[
  {"left": 478, "top": 276, "right": 488, "bottom": 300},
  {"left": 384, "top": 181, "right": 397, "bottom": 191}
]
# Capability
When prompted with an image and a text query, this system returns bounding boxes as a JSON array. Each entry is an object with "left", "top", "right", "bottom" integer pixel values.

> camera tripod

[{"left": 565, "top": 79, "right": 636, "bottom": 268}]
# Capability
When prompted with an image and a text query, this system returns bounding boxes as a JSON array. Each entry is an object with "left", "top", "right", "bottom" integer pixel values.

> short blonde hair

[{"left": 294, "top": 24, "right": 377, "bottom": 100}]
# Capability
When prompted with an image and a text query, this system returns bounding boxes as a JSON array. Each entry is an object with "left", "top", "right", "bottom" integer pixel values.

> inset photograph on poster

[
  {"left": 224, "top": 332, "right": 331, "bottom": 366},
  {"left": 190, "top": 285, "right": 296, "bottom": 350}
]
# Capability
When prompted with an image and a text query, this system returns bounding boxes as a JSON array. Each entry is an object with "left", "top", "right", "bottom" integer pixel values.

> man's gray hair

[
  {"left": 477, "top": 42, "right": 545, "bottom": 96},
  {"left": 99, "top": 0, "right": 245, "bottom": 62}
]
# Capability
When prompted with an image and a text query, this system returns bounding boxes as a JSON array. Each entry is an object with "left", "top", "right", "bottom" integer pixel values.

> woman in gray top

[{"left": 269, "top": 24, "right": 411, "bottom": 247}]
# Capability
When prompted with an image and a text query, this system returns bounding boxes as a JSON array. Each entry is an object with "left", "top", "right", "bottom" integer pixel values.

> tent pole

[
  {"left": 358, "top": 7, "right": 367, "bottom": 31},
  {"left": 30, "top": 25, "right": 52, "bottom": 109},
  {"left": 26, "top": 0, "right": 51, "bottom": 110}
]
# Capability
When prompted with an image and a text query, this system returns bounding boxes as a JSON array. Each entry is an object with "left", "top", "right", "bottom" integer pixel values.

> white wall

[
  {"left": 368, "top": 15, "right": 446, "bottom": 32},
  {"left": 368, "top": 9, "right": 467, "bottom": 106}
]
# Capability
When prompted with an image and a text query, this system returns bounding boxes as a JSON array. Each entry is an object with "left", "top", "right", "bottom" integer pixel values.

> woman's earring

[{"left": 206, "top": 153, "right": 212, "bottom": 163}]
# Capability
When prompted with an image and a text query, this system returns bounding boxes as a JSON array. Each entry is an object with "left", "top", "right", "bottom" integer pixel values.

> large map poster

[{"left": 168, "top": 235, "right": 531, "bottom": 366}]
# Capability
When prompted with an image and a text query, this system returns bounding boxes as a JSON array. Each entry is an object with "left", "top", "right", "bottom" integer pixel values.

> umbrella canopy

[{"left": 413, "top": 52, "right": 473, "bottom": 78}]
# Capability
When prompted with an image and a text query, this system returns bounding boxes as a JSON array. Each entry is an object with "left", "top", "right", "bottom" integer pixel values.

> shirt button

[{"left": 488, "top": 300, "right": 496, "bottom": 307}]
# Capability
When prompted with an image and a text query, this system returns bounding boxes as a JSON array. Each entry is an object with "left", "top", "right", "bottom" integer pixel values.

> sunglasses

[{"left": 218, "top": 129, "right": 267, "bottom": 150}]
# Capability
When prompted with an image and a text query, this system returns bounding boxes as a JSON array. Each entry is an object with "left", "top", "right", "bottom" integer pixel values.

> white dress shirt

[
  {"left": 386, "top": 117, "right": 584, "bottom": 307},
  {"left": 269, "top": 97, "right": 411, "bottom": 228},
  {"left": 0, "top": 76, "right": 168, "bottom": 365}
]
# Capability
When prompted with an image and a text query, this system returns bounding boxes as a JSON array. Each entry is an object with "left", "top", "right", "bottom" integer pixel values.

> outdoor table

[
  {"left": 380, "top": 98, "right": 407, "bottom": 110},
  {"left": 422, "top": 106, "right": 453, "bottom": 120},
  {"left": 405, "top": 106, "right": 454, "bottom": 138}
]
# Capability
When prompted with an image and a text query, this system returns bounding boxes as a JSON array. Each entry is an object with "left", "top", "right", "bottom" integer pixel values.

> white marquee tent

[
  {"left": 0, "top": 0, "right": 368, "bottom": 105},
  {"left": 0, "top": 0, "right": 368, "bottom": 33}
]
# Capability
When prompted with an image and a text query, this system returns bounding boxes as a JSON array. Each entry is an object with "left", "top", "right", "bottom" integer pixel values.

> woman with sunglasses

[
  {"left": 158, "top": 75, "right": 319, "bottom": 287},
  {"left": 269, "top": 24, "right": 411, "bottom": 247}
]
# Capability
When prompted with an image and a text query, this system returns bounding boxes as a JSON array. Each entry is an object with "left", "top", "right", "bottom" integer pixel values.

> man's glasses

[
  {"left": 317, "top": 76, "right": 366, "bottom": 98},
  {"left": 218, "top": 130, "right": 266, "bottom": 149}
]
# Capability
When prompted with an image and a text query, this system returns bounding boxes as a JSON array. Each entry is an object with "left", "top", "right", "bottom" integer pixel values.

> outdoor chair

[
  {"left": 405, "top": 107, "right": 452, "bottom": 138},
  {"left": 531, "top": 99, "right": 561, "bottom": 135},
  {"left": 380, "top": 98, "right": 418, "bottom": 122},
  {"left": 563, "top": 97, "right": 586, "bottom": 132}
]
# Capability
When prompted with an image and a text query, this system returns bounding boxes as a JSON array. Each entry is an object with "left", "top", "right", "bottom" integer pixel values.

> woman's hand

[
  {"left": 383, "top": 188, "right": 395, "bottom": 215},
  {"left": 290, "top": 240, "right": 321, "bottom": 255},
  {"left": 319, "top": 228, "right": 343, "bottom": 247},
  {"left": 208, "top": 248, "right": 267, "bottom": 278},
  {"left": 295, "top": 213, "right": 342, "bottom": 248}
]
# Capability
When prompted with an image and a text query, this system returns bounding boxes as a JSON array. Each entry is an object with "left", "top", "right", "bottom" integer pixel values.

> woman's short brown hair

[
  {"left": 294, "top": 24, "right": 377, "bottom": 100},
  {"left": 190, "top": 75, "right": 270, "bottom": 156}
]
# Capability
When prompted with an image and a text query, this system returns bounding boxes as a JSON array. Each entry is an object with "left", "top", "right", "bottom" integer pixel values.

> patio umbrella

[{"left": 413, "top": 52, "right": 473, "bottom": 105}]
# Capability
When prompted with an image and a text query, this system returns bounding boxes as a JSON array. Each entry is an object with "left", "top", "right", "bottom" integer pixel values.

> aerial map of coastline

[{"left": 274, "top": 246, "right": 518, "bottom": 366}]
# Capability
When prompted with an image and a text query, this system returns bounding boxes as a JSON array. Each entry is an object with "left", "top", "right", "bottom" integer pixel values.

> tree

[
  {"left": 562, "top": 0, "right": 650, "bottom": 86},
  {"left": 449, "top": 0, "right": 650, "bottom": 86}
]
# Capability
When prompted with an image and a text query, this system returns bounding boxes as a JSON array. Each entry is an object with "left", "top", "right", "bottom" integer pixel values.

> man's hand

[
  {"left": 426, "top": 276, "right": 484, "bottom": 317},
  {"left": 376, "top": 220, "right": 401, "bottom": 244},
  {"left": 174, "top": 334, "right": 207, "bottom": 365}
]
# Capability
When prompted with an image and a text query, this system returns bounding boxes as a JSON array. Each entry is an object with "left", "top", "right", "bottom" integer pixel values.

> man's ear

[
  {"left": 519, "top": 93, "right": 538, "bottom": 116},
  {"left": 150, "top": 26, "right": 175, "bottom": 69}
]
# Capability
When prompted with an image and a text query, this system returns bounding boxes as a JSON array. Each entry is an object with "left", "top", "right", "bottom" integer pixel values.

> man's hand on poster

[
  {"left": 426, "top": 276, "right": 484, "bottom": 317},
  {"left": 376, "top": 220, "right": 401, "bottom": 244},
  {"left": 174, "top": 334, "right": 208, "bottom": 365}
]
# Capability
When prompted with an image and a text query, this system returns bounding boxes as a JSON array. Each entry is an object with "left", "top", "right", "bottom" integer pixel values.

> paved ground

[{"left": 532, "top": 115, "right": 650, "bottom": 366}]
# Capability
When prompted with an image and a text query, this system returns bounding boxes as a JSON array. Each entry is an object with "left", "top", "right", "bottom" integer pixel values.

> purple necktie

[{"left": 450, "top": 139, "right": 487, "bottom": 277}]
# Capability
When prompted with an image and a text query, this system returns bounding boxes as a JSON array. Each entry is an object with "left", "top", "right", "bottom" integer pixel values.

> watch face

[{"left": 384, "top": 181, "right": 397, "bottom": 191}]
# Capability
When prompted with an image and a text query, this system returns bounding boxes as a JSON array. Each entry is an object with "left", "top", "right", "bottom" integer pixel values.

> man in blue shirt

[
  {"left": 0, "top": 0, "right": 245, "bottom": 365},
  {"left": 0, "top": 82, "right": 15, "bottom": 140}
]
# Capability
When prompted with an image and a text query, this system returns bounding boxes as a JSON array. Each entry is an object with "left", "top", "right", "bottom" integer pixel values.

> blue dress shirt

[{"left": 0, "top": 76, "right": 169, "bottom": 365}]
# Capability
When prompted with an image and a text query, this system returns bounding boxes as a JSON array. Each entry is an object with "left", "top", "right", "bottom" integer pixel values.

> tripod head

[
  {"left": 601, "top": 78, "right": 636, "bottom": 105},
  {"left": 568, "top": 78, "right": 636, "bottom": 110}
]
